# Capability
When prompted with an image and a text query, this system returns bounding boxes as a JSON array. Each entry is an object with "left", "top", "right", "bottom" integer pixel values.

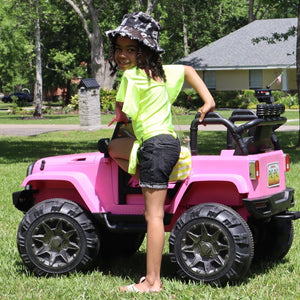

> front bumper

[
  {"left": 13, "top": 188, "right": 35, "bottom": 212},
  {"left": 243, "top": 187, "right": 300, "bottom": 219}
]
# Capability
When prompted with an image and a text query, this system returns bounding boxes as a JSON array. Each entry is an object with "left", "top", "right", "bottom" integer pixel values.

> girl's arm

[
  {"left": 108, "top": 101, "right": 129, "bottom": 126},
  {"left": 184, "top": 65, "right": 215, "bottom": 122}
]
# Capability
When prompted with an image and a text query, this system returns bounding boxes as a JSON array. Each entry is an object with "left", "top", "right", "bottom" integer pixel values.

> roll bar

[{"left": 190, "top": 110, "right": 286, "bottom": 156}]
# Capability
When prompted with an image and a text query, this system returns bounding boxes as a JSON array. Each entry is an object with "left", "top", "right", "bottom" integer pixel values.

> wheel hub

[
  {"left": 180, "top": 222, "right": 230, "bottom": 275},
  {"left": 49, "top": 236, "right": 64, "bottom": 251},
  {"left": 199, "top": 241, "right": 214, "bottom": 258},
  {"left": 30, "top": 217, "right": 81, "bottom": 268}
]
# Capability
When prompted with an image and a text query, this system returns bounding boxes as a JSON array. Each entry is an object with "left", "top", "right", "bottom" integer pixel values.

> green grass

[
  {"left": 0, "top": 108, "right": 299, "bottom": 126},
  {"left": 0, "top": 129, "right": 300, "bottom": 299},
  {"left": 0, "top": 101, "right": 9, "bottom": 109}
]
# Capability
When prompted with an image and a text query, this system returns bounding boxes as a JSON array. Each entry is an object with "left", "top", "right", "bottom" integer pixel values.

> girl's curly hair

[{"left": 108, "top": 36, "right": 166, "bottom": 82}]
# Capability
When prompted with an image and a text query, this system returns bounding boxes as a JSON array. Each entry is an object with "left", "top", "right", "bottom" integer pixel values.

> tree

[
  {"left": 248, "top": 0, "right": 269, "bottom": 22},
  {"left": 0, "top": 0, "right": 50, "bottom": 117},
  {"left": 40, "top": 0, "right": 89, "bottom": 104},
  {"left": 33, "top": 0, "right": 43, "bottom": 117},
  {"left": 156, "top": 0, "right": 249, "bottom": 62},
  {"left": 0, "top": 0, "right": 35, "bottom": 93},
  {"left": 63, "top": 0, "right": 114, "bottom": 88},
  {"left": 146, "top": 0, "right": 159, "bottom": 14}
]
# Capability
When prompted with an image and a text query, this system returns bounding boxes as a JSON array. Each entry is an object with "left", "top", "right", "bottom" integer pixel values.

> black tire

[
  {"left": 169, "top": 203, "right": 254, "bottom": 286},
  {"left": 17, "top": 199, "right": 100, "bottom": 276},
  {"left": 99, "top": 228, "right": 145, "bottom": 258},
  {"left": 249, "top": 218, "right": 294, "bottom": 261}
]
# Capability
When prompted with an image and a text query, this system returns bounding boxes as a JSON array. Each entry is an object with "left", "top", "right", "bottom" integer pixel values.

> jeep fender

[
  {"left": 170, "top": 173, "right": 249, "bottom": 214},
  {"left": 22, "top": 172, "right": 103, "bottom": 213}
]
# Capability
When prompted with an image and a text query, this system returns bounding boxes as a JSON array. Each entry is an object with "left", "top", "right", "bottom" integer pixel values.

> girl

[{"left": 106, "top": 12, "right": 215, "bottom": 293}]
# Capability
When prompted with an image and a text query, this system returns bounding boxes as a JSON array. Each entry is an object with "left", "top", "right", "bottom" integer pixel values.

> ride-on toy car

[{"left": 13, "top": 89, "right": 299, "bottom": 286}]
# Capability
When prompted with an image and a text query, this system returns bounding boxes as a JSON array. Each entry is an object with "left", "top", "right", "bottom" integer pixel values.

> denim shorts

[{"left": 137, "top": 134, "right": 181, "bottom": 189}]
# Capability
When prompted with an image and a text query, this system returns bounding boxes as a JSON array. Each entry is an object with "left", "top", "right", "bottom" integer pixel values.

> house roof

[{"left": 176, "top": 18, "right": 297, "bottom": 71}]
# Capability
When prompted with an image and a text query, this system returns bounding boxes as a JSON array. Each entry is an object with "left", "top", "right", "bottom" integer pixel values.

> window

[
  {"left": 203, "top": 71, "right": 216, "bottom": 90},
  {"left": 249, "top": 70, "right": 263, "bottom": 89}
]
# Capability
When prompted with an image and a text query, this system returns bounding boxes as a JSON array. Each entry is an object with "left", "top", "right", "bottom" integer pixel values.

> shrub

[
  {"left": 172, "top": 106, "right": 186, "bottom": 115},
  {"left": 70, "top": 94, "right": 79, "bottom": 110},
  {"left": 8, "top": 96, "right": 26, "bottom": 114},
  {"left": 175, "top": 89, "right": 299, "bottom": 110},
  {"left": 42, "top": 107, "right": 54, "bottom": 115},
  {"left": 176, "top": 89, "right": 256, "bottom": 109},
  {"left": 175, "top": 89, "right": 203, "bottom": 109},
  {"left": 279, "top": 93, "right": 299, "bottom": 108},
  {"left": 100, "top": 88, "right": 116, "bottom": 112},
  {"left": 238, "top": 90, "right": 258, "bottom": 108},
  {"left": 271, "top": 90, "right": 286, "bottom": 102}
]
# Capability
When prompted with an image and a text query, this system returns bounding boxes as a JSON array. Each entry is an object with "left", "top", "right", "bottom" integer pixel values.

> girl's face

[{"left": 114, "top": 35, "right": 138, "bottom": 71}]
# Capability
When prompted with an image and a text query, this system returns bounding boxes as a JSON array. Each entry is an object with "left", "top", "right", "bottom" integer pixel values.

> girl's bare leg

[
  {"left": 108, "top": 137, "right": 140, "bottom": 179},
  {"left": 121, "top": 188, "right": 166, "bottom": 292},
  {"left": 112, "top": 138, "right": 165, "bottom": 292}
]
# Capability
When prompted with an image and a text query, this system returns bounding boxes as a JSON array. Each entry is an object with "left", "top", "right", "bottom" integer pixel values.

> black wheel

[
  {"left": 249, "top": 218, "right": 294, "bottom": 261},
  {"left": 17, "top": 199, "right": 100, "bottom": 276},
  {"left": 99, "top": 228, "right": 145, "bottom": 258},
  {"left": 169, "top": 203, "right": 254, "bottom": 286}
]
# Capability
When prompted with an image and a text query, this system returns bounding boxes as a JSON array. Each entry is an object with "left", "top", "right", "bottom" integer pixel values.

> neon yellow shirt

[{"left": 116, "top": 65, "right": 185, "bottom": 174}]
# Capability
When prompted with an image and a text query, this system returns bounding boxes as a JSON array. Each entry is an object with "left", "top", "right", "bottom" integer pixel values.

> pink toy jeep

[{"left": 13, "top": 90, "right": 299, "bottom": 286}]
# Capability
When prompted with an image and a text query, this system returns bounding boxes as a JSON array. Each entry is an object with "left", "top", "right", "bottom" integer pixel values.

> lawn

[
  {"left": 0, "top": 106, "right": 299, "bottom": 126},
  {"left": 0, "top": 128, "right": 299, "bottom": 299}
]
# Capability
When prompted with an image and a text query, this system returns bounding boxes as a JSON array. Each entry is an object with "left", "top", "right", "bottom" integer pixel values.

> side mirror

[{"left": 98, "top": 138, "right": 110, "bottom": 157}]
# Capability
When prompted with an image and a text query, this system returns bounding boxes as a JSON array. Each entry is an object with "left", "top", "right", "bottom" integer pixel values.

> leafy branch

[{"left": 252, "top": 25, "right": 297, "bottom": 44}]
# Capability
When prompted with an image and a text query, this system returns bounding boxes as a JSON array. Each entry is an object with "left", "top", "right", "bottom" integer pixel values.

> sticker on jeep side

[{"left": 267, "top": 162, "right": 280, "bottom": 187}]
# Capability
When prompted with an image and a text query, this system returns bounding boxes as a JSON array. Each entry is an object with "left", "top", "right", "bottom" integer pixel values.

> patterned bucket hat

[{"left": 106, "top": 12, "right": 164, "bottom": 54}]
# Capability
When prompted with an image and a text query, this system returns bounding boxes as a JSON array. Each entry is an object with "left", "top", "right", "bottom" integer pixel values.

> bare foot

[{"left": 119, "top": 277, "right": 162, "bottom": 293}]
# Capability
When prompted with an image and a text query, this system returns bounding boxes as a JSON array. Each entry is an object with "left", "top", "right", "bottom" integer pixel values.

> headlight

[{"left": 26, "top": 162, "right": 35, "bottom": 176}]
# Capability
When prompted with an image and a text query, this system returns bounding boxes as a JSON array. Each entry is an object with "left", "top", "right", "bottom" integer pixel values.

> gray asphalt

[{"left": 0, "top": 123, "right": 298, "bottom": 136}]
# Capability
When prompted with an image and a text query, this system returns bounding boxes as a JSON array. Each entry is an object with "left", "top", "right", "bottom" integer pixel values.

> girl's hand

[
  {"left": 198, "top": 101, "right": 215, "bottom": 123},
  {"left": 108, "top": 116, "right": 118, "bottom": 127},
  {"left": 108, "top": 101, "right": 129, "bottom": 127},
  {"left": 108, "top": 114, "right": 129, "bottom": 127}
]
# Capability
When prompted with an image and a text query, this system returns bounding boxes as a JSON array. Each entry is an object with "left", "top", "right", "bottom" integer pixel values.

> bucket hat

[{"left": 106, "top": 12, "right": 164, "bottom": 54}]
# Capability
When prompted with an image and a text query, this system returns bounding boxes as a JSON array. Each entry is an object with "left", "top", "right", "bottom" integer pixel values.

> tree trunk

[
  {"left": 66, "top": 79, "right": 71, "bottom": 105},
  {"left": 146, "top": 0, "right": 159, "bottom": 14},
  {"left": 33, "top": 0, "right": 43, "bottom": 118},
  {"left": 248, "top": 0, "right": 254, "bottom": 23},
  {"left": 296, "top": 0, "right": 300, "bottom": 147},
  {"left": 182, "top": 5, "right": 188, "bottom": 56},
  {"left": 102, "top": 61, "right": 116, "bottom": 89},
  {"left": 64, "top": 0, "right": 112, "bottom": 88},
  {"left": 88, "top": 2, "right": 106, "bottom": 88}
]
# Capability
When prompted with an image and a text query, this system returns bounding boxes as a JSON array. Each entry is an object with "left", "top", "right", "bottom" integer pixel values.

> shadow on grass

[
  {"left": 247, "top": 257, "right": 289, "bottom": 282},
  {"left": 98, "top": 252, "right": 178, "bottom": 282},
  {"left": 276, "top": 132, "right": 300, "bottom": 163},
  {"left": 0, "top": 130, "right": 113, "bottom": 164},
  {"left": 0, "top": 139, "right": 98, "bottom": 164},
  {"left": 13, "top": 250, "right": 177, "bottom": 280},
  {"left": 13, "top": 241, "right": 289, "bottom": 288},
  {"left": 98, "top": 251, "right": 287, "bottom": 287}
]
